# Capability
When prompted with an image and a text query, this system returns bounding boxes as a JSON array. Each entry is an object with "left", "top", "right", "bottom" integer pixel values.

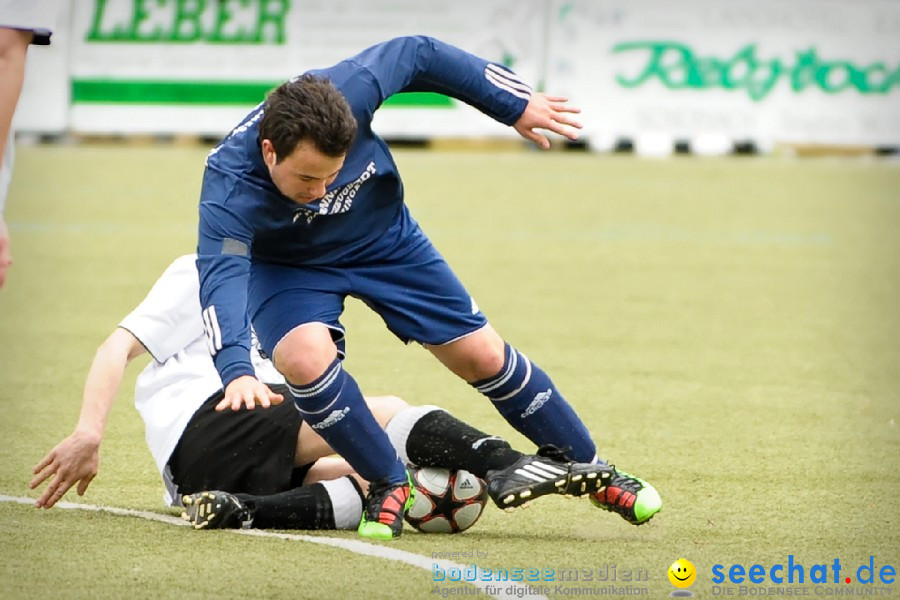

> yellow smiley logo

[{"left": 668, "top": 558, "right": 697, "bottom": 588}]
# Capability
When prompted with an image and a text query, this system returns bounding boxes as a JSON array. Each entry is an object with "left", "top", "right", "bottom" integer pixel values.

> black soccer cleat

[
  {"left": 484, "top": 445, "right": 616, "bottom": 509},
  {"left": 181, "top": 491, "right": 254, "bottom": 530}
]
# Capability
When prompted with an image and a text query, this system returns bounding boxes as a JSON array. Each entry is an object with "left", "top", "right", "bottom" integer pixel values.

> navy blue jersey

[{"left": 197, "top": 36, "right": 531, "bottom": 386}]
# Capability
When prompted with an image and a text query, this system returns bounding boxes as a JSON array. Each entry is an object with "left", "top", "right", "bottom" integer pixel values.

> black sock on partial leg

[
  {"left": 386, "top": 406, "right": 524, "bottom": 478},
  {"left": 236, "top": 485, "right": 333, "bottom": 530},
  {"left": 234, "top": 477, "right": 362, "bottom": 530}
]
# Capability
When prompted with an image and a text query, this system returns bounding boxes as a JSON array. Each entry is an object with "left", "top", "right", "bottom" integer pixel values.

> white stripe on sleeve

[{"left": 202, "top": 306, "right": 223, "bottom": 353}]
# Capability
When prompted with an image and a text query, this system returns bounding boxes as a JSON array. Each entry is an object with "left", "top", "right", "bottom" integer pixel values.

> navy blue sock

[
  {"left": 289, "top": 358, "right": 407, "bottom": 485},
  {"left": 471, "top": 344, "right": 598, "bottom": 463}
]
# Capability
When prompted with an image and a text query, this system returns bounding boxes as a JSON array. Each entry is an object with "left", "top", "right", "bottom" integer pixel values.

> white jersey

[
  {"left": 0, "top": 0, "right": 58, "bottom": 30},
  {"left": 119, "top": 255, "right": 284, "bottom": 502}
]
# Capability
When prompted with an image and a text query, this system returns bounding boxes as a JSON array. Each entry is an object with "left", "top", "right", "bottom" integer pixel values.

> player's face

[{"left": 261, "top": 138, "right": 345, "bottom": 204}]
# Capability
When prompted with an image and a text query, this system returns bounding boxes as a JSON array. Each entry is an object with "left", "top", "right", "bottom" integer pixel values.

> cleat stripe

[
  {"left": 523, "top": 463, "right": 565, "bottom": 478},
  {"left": 515, "top": 468, "right": 549, "bottom": 483},
  {"left": 529, "top": 462, "right": 568, "bottom": 476}
]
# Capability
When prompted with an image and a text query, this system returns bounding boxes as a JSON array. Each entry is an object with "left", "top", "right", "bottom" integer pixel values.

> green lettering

[
  {"left": 878, "top": 65, "right": 900, "bottom": 93},
  {"left": 721, "top": 44, "right": 782, "bottom": 101},
  {"left": 86, "top": 0, "right": 111, "bottom": 41},
  {"left": 693, "top": 56, "right": 724, "bottom": 89},
  {"left": 816, "top": 61, "right": 855, "bottom": 93},
  {"left": 256, "top": 0, "right": 288, "bottom": 44},
  {"left": 85, "top": 0, "right": 288, "bottom": 44},
  {"left": 720, "top": 44, "right": 757, "bottom": 90},
  {"left": 747, "top": 59, "right": 781, "bottom": 101},
  {"left": 616, "top": 41, "right": 900, "bottom": 100},
  {"left": 657, "top": 43, "right": 700, "bottom": 88},
  {"left": 86, "top": 0, "right": 133, "bottom": 42},
  {"left": 864, "top": 64, "right": 889, "bottom": 91},
  {"left": 845, "top": 63, "right": 868, "bottom": 93},
  {"left": 132, "top": 0, "right": 160, "bottom": 42},
  {"left": 613, "top": 41, "right": 692, "bottom": 88},
  {"left": 791, "top": 48, "right": 818, "bottom": 92},
  {"left": 211, "top": 0, "right": 249, "bottom": 43},
  {"left": 172, "top": 0, "right": 205, "bottom": 42},
  {"left": 614, "top": 41, "right": 722, "bottom": 90}
]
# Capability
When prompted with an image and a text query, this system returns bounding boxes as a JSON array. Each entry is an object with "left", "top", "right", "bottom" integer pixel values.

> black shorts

[{"left": 167, "top": 384, "right": 313, "bottom": 499}]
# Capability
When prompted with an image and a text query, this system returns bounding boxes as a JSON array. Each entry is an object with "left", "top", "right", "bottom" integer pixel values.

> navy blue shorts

[{"left": 247, "top": 235, "right": 487, "bottom": 358}]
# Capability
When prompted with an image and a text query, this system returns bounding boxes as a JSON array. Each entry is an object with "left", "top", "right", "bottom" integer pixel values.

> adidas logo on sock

[{"left": 520, "top": 388, "right": 552, "bottom": 418}]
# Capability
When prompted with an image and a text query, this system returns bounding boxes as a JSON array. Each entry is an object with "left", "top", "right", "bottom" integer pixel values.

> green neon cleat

[
  {"left": 590, "top": 469, "right": 662, "bottom": 525},
  {"left": 358, "top": 471, "right": 415, "bottom": 540}
]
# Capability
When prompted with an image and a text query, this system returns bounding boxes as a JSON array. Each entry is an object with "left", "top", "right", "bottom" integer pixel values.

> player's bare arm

[
  {"left": 217, "top": 375, "right": 284, "bottom": 412},
  {"left": 0, "top": 28, "right": 35, "bottom": 290},
  {"left": 0, "top": 218, "right": 11, "bottom": 288},
  {"left": 30, "top": 327, "right": 146, "bottom": 508},
  {"left": 513, "top": 93, "right": 583, "bottom": 150}
]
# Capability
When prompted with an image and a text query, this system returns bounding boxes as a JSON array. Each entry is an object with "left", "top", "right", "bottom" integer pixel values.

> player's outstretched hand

[
  {"left": 217, "top": 375, "right": 285, "bottom": 412},
  {"left": 29, "top": 430, "right": 101, "bottom": 509},
  {"left": 513, "top": 93, "right": 583, "bottom": 150}
]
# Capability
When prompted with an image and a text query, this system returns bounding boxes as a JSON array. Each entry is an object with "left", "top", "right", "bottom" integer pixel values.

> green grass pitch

[{"left": 0, "top": 144, "right": 898, "bottom": 598}]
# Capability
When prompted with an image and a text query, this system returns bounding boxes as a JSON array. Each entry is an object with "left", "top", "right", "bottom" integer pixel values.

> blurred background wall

[{"left": 12, "top": 0, "right": 900, "bottom": 154}]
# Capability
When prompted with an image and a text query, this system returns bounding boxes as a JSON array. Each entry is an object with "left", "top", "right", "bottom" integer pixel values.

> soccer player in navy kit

[{"left": 198, "top": 36, "right": 662, "bottom": 540}]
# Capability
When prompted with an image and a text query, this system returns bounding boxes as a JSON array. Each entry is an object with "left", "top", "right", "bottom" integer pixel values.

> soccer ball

[{"left": 405, "top": 467, "right": 489, "bottom": 534}]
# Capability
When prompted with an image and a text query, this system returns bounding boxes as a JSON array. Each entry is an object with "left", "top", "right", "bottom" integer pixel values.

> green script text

[{"left": 613, "top": 41, "right": 900, "bottom": 101}]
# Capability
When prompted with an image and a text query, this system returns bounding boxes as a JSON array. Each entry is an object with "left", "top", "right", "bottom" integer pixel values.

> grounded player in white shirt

[{"left": 30, "top": 255, "right": 651, "bottom": 531}]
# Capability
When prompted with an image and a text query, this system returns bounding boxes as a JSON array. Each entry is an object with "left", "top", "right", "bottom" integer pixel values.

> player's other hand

[
  {"left": 29, "top": 430, "right": 101, "bottom": 509},
  {"left": 0, "top": 218, "right": 13, "bottom": 289},
  {"left": 218, "top": 375, "right": 285, "bottom": 411},
  {"left": 513, "top": 93, "right": 583, "bottom": 150}
]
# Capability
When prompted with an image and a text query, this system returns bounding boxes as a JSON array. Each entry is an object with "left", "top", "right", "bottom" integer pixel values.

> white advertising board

[
  {"left": 15, "top": 0, "right": 900, "bottom": 148},
  {"left": 63, "top": 0, "right": 546, "bottom": 137},
  {"left": 546, "top": 0, "right": 900, "bottom": 151}
]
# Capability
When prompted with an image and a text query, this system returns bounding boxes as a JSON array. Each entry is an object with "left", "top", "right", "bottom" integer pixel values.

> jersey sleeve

[
  {"left": 196, "top": 169, "right": 257, "bottom": 387},
  {"left": 118, "top": 255, "right": 204, "bottom": 362},
  {"left": 318, "top": 36, "right": 531, "bottom": 126},
  {"left": 0, "top": 0, "right": 59, "bottom": 43}
]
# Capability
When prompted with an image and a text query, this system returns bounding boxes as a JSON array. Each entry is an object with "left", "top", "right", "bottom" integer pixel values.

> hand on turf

[
  {"left": 0, "top": 218, "right": 12, "bottom": 289},
  {"left": 217, "top": 375, "right": 284, "bottom": 412},
  {"left": 29, "top": 430, "right": 101, "bottom": 509},
  {"left": 513, "top": 93, "right": 582, "bottom": 150}
]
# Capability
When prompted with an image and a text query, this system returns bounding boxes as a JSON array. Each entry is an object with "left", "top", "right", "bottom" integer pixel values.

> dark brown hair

[{"left": 259, "top": 74, "right": 357, "bottom": 162}]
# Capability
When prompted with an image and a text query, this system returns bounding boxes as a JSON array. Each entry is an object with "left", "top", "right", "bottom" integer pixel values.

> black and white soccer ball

[{"left": 404, "top": 466, "right": 489, "bottom": 534}]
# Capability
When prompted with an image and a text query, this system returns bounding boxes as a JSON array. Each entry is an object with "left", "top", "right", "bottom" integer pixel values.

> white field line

[{"left": 1, "top": 494, "right": 547, "bottom": 600}]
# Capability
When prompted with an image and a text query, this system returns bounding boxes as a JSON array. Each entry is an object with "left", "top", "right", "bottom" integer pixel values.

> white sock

[
  {"left": 320, "top": 476, "right": 363, "bottom": 530},
  {"left": 384, "top": 405, "right": 443, "bottom": 465}
]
